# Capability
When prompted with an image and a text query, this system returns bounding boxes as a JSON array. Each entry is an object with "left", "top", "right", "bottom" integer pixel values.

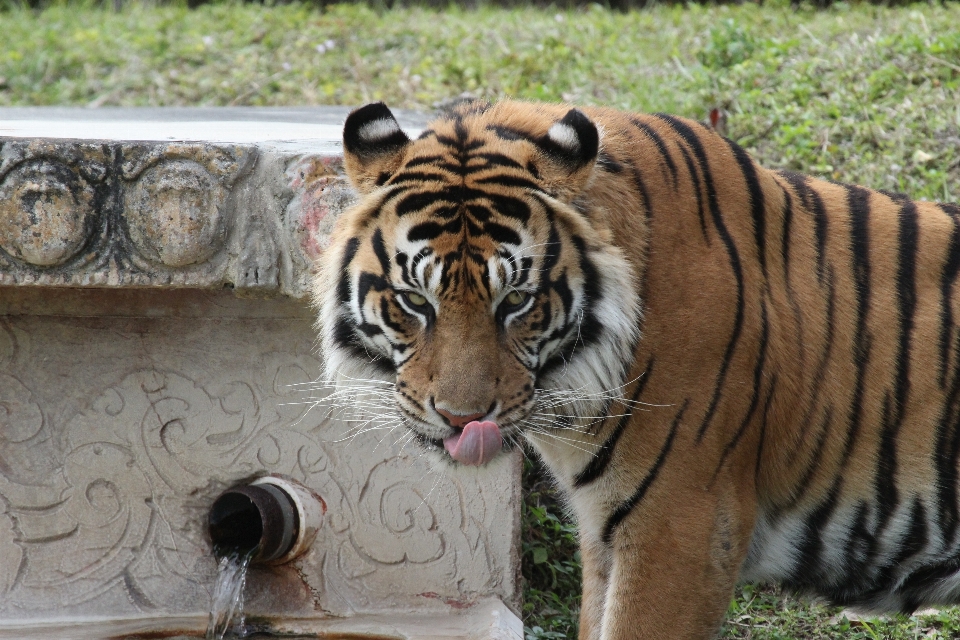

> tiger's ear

[
  {"left": 342, "top": 102, "right": 411, "bottom": 194},
  {"left": 536, "top": 109, "right": 600, "bottom": 200}
]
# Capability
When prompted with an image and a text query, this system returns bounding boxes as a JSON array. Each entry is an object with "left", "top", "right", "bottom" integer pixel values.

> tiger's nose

[{"left": 436, "top": 407, "right": 486, "bottom": 428}]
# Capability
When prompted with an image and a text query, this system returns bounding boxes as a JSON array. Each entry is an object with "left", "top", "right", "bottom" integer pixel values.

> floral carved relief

[{"left": 0, "top": 353, "right": 517, "bottom": 618}]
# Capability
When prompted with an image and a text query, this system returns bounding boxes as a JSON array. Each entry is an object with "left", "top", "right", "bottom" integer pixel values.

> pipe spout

[{"left": 208, "top": 475, "right": 325, "bottom": 565}]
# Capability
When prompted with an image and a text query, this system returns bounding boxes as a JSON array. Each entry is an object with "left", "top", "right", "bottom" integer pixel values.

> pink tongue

[{"left": 443, "top": 421, "right": 502, "bottom": 466}]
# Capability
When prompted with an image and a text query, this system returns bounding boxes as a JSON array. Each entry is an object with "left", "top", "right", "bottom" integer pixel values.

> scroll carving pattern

[{"left": 0, "top": 359, "right": 516, "bottom": 618}]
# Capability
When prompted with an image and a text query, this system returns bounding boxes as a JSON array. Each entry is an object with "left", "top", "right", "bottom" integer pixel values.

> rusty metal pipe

[{"left": 208, "top": 475, "right": 324, "bottom": 565}]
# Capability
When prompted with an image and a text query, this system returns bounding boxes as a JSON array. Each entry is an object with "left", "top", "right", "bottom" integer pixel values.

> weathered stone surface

[
  {"left": 121, "top": 146, "right": 242, "bottom": 268},
  {"left": 0, "top": 142, "right": 108, "bottom": 270},
  {"left": 0, "top": 109, "right": 522, "bottom": 639},
  {"left": 0, "top": 107, "right": 429, "bottom": 296}
]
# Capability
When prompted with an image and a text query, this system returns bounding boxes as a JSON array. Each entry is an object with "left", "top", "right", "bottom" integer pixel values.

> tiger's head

[{"left": 314, "top": 101, "right": 641, "bottom": 466}]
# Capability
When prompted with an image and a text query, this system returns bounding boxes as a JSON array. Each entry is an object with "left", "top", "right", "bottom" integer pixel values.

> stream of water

[{"left": 206, "top": 550, "right": 253, "bottom": 640}]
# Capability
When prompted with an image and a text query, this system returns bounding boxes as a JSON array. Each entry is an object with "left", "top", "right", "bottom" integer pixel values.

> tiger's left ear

[
  {"left": 536, "top": 109, "right": 600, "bottom": 201},
  {"left": 342, "top": 102, "right": 411, "bottom": 194}
]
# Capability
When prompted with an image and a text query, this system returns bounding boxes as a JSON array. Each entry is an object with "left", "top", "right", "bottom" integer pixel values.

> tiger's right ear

[
  {"left": 342, "top": 102, "right": 411, "bottom": 194},
  {"left": 535, "top": 109, "right": 601, "bottom": 202}
]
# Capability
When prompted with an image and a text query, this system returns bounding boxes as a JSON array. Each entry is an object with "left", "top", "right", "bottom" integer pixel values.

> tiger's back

[{"left": 316, "top": 100, "right": 960, "bottom": 639}]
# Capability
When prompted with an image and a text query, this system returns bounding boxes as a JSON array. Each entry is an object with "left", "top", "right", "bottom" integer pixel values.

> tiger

[{"left": 313, "top": 99, "right": 960, "bottom": 639}]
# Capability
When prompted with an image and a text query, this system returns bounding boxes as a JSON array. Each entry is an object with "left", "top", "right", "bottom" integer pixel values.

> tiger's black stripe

[
  {"left": 625, "top": 161, "right": 652, "bottom": 221},
  {"left": 778, "top": 178, "right": 795, "bottom": 288},
  {"left": 573, "top": 360, "right": 654, "bottom": 488},
  {"left": 395, "top": 190, "right": 450, "bottom": 217},
  {"left": 891, "top": 497, "right": 929, "bottom": 579},
  {"left": 753, "top": 374, "right": 778, "bottom": 488},
  {"left": 874, "top": 200, "right": 919, "bottom": 539},
  {"left": 371, "top": 229, "right": 392, "bottom": 277},
  {"left": 773, "top": 176, "right": 810, "bottom": 376},
  {"left": 938, "top": 205, "right": 960, "bottom": 389},
  {"left": 602, "top": 400, "right": 688, "bottom": 545},
  {"left": 570, "top": 235, "right": 604, "bottom": 349},
  {"left": 402, "top": 155, "right": 445, "bottom": 168},
  {"left": 891, "top": 498, "right": 930, "bottom": 612},
  {"left": 654, "top": 114, "right": 746, "bottom": 444},
  {"left": 711, "top": 298, "right": 770, "bottom": 485},
  {"left": 475, "top": 152, "right": 525, "bottom": 170},
  {"left": 778, "top": 171, "right": 829, "bottom": 284},
  {"left": 677, "top": 143, "right": 709, "bottom": 241},
  {"left": 629, "top": 117, "right": 679, "bottom": 190},
  {"left": 934, "top": 322, "right": 960, "bottom": 546},
  {"left": 337, "top": 238, "right": 361, "bottom": 304},
  {"left": 776, "top": 406, "right": 833, "bottom": 518},
  {"left": 726, "top": 139, "right": 768, "bottom": 279},
  {"left": 475, "top": 175, "right": 543, "bottom": 191},
  {"left": 387, "top": 171, "right": 447, "bottom": 185},
  {"left": 597, "top": 151, "right": 624, "bottom": 174},
  {"left": 840, "top": 185, "right": 873, "bottom": 470}
]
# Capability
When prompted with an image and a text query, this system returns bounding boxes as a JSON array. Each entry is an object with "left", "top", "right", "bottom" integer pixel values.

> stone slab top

[
  {"left": 0, "top": 120, "right": 346, "bottom": 153},
  {"left": 0, "top": 105, "right": 431, "bottom": 125},
  {"left": 0, "top": 106, "right": 428, "bottom": 152}
]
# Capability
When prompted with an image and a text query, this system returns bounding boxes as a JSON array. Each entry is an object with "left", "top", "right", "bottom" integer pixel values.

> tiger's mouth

[
  {"left": 409, "top": 420, "right": 515, "bottom": 466},
  {"left": 442, "top": 420, "right": 502, "bottom": 465},
  {"left": 397, "top": 391, "right": 536, "bottom": 466}
]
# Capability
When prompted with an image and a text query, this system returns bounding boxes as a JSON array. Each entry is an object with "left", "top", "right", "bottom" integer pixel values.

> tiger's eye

[
  {"left": 406, "top": 292, "right": 428, "bottom": 307},
  {"left": 506, "top": 290, "right": 527, "bottom": 306}
]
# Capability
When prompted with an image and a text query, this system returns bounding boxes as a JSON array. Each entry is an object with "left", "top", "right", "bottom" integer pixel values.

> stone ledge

[
  {"left": 0, "top": 597, "right": 522, "bottom": 640},
  {"left": 0, "top": 107, "right": 426, "bottom": 298}
]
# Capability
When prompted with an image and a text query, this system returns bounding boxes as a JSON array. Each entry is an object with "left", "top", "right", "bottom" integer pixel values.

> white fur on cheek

[
  {"left": 530, "top": 241, "right": 642, "bottom": 483},
  {"left": 314, "top": 229, "right": 394, "bottom": 385}
]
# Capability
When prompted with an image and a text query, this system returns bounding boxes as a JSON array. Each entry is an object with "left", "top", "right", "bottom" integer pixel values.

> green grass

[
  {"left": 523, "top": 459, "right": 581, "bottom": 640},
  {"left": 2, "top": 1, "right": 959, "bottom": 200},
  {"left": 4, "top": 1, "right": 960, "bottom": 637},
  {"left": 721, "top": 584, "right": 960, "bottom": 639}
]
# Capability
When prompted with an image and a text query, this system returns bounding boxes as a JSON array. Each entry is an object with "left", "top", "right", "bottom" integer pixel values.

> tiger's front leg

[
  {"left": 597, "top": 475, "right": 756, "bottom": 640},
  {"left": 579, "top": 537, "right": 611, "bottom": 640}
]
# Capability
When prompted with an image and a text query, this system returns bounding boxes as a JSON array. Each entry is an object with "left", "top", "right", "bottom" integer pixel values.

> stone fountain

[{"left": 0, "top": 107, "right": 522, "bottom": 639}]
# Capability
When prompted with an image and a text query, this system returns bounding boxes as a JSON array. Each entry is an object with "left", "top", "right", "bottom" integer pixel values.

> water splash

[{"left": 206, "top": 549, "right": 253, "bottom": 640}]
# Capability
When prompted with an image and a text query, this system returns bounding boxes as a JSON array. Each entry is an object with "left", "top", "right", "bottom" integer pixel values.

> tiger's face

[{"left": 315, "top": 102, "right": 641, "bottom": 466}]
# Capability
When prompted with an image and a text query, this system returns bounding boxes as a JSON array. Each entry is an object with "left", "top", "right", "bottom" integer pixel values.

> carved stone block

[{"left": 0, "top": 108, "right": 521, "bottom": 639}]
